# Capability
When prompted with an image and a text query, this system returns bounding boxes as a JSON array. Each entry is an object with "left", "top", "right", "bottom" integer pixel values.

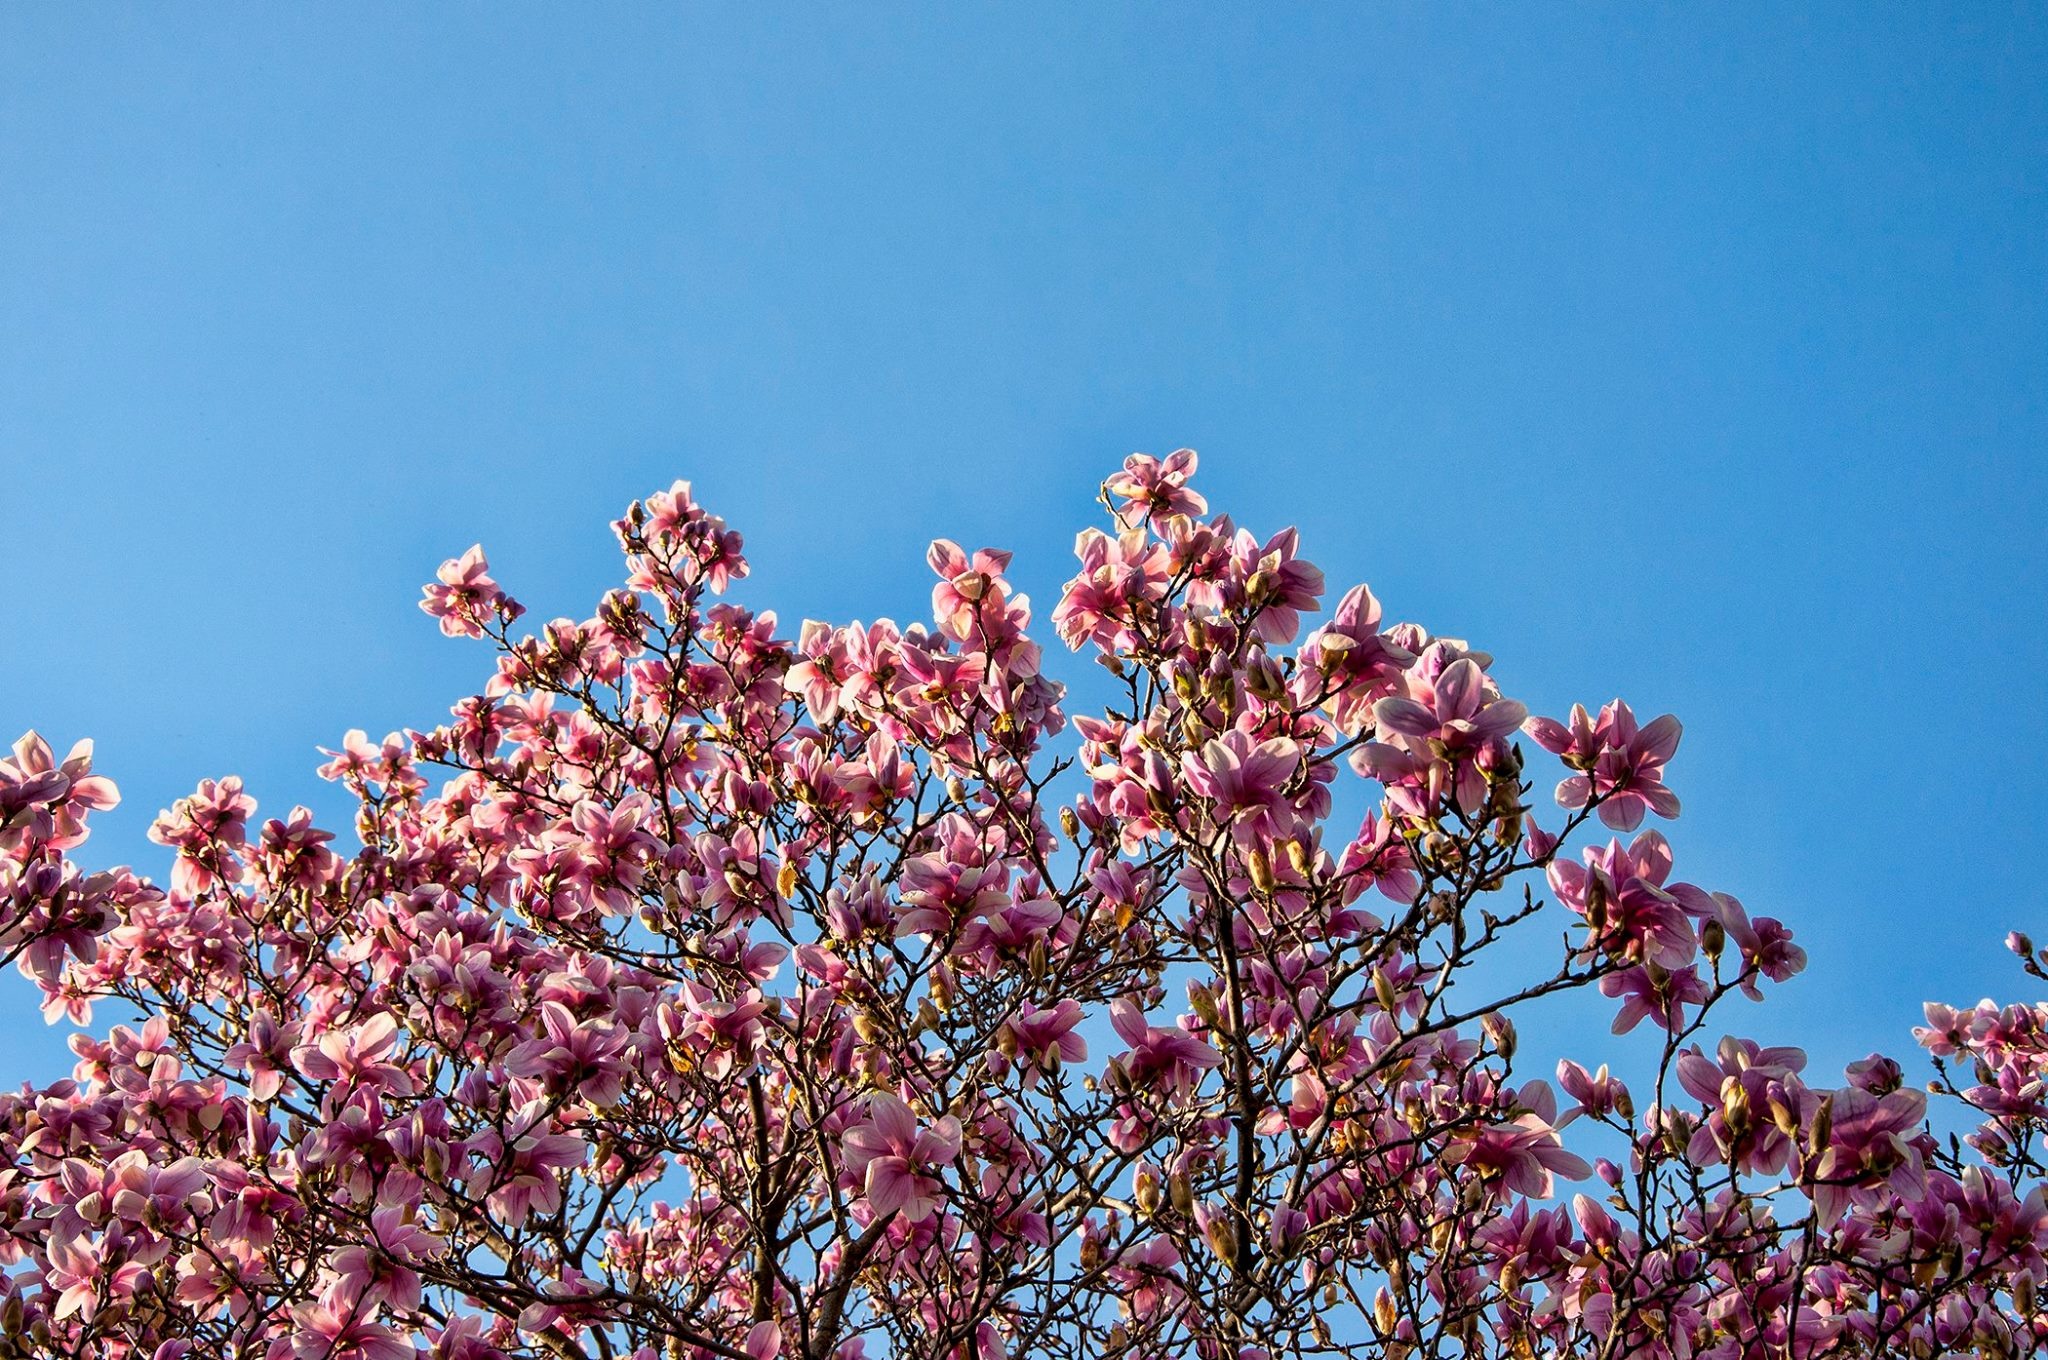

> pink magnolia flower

[
  {"left": 1180, "top": 731, "right": 1302, "bottom": 842},
  {"left": 842, "top": 1092, "right": 962, "bottom": 1223},
  {"left": 1373, "top": 656, "right": 1528, "bottom": 755},
  {"left": 505, "top": 1001, "right": 629, "bottom": 1106},
  {"left": 0, "top": 731, "right": 119, "bottom": 851},
  {"left": 927, "top": 539, "right": 1016, "bottom": 640},
  {"left": 1524, "top": 700, "right": 1682, "bottom": 831},
  {"left": 1546, "top": 831, "right": 1699, "bottom": 970},
  {"left": 1104, "top": 448, "right": 1207, "bottom": 529},
  {"left": 419, "top": 545, "right": 522, "bottom": 639},
  {"left": 992, "top": 1000, "right": 1088, "bottom": 1087},
  {"left": 1443, "top": 1081, "right": 1592, "bottom": 1199},
  {"left": 282, "top": 1296, "right": 414, "bottom": 1360},
  {"left": 1808, "top": 1085, "right": 1932, "bottom": 1229},
  {"left": 1110, "top": 997, "right": 1221, "bottom": 1099},
  {"left": 292, "top": 1013, "right": 416, "bottom": 1099},
  {"left": 473, "top": 1107, "right": 588, "bottom": 1227},
  {"left": 1601, "top": 962, "right": 1709, "bottom": 1034},
  {"left": 329, "top": 1205, "right": 446, "bottom": 1313},
  {"left": 1053, "top": 527, "right": 1171, "bottom": 653}
]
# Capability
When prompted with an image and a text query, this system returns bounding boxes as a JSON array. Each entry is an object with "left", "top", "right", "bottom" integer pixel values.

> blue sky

[{"left": 2, "top": 6, "right": 2043, "bottom": 1090}]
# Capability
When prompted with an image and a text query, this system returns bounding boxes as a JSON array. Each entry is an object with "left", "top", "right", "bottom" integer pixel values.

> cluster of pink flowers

[{"left": 1, "top": 449, "right": 2042, "bottom": 1360}]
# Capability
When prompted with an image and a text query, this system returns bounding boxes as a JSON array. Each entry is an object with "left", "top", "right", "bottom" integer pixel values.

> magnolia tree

[{"left": 3, "top": 452, "right": 2046, "bottom": 1360}]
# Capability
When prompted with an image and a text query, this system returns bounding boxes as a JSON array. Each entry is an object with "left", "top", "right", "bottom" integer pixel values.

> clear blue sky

[{"left": 3, "top": 7, "right": 2043, "bottom": 1089}]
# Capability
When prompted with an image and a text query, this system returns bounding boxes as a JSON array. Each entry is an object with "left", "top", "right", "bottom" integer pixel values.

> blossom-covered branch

[{"left": 2, "top": 453, "right": 2042, "bottom": 1360}]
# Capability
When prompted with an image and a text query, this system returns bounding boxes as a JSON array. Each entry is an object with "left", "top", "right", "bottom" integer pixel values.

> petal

[
  {"left": 1372, "top": 698, "right": 1439, "bottom": 738},
  {"left": 1633, "top": 714, "right": 1683, "bottom": 764}
]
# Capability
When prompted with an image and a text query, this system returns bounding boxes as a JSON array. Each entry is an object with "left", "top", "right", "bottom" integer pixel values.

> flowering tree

[{"left": 2, "top": 451, "right": 2045, "bottom": 1360}]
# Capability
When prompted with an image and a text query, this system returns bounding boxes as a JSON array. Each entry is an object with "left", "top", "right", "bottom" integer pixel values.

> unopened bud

[
  {"left": 1286, "top": 839, "right": 1312, "bottom": 877},
  {"left": 1060, "top": 806, "right": 1081, "bottom": 840},
  {"left": 1134, "top": 1164, "right": 1163, "bottom": 1217},
  {"left": 1169, "top": 1171, "right": 1195, "bottom": 1217},
  {"left": 1809, "top": 1095, "right": 1834, "bottom": 1154},
  {"left": 1373, "top": 967, "right": 1399, "bottom": 1015},
  {"left": 1246, "top": 849, "right": 1275, "bottom": 895},
  {"left": 1720, "top": 1075, "right": 1750, "bottom": 1132},
  {"left": 1700, "top": 917, "right": 1726, "bottom": 963},
  {"left": 776, "top": 860, "right": 800, "bottom": 901},
  {"left": 1482, "top": 1012, "right": 1517, "bottom": 1063},
  {"left": 1584, "top": 877, "right": 1609, "bottom": 931},
  {"left": 1245, "top": 652, "right": 1286, "bottom": 700},
  {"left": 1204, "top": 1211, "right": 1238, "bottom": 1265}
]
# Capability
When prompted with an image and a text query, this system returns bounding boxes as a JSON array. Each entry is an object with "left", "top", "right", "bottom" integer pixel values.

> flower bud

[
  {"left": 1134, "top": 1164, "right": 1163, "bottom": 1217},
  {"left": 1246, "top": 849, "right": 1275, "bottom": 894},
  {"left": 1169, "top": 1171, "right": 1195, "bottom": 1218},
  {"left": 1810, "top": 1095, "right": 1834, "bottom": 1153},
  {"left": 1060, "top": 806, "right": 1081, "bottom": 840},
  {"left": 1245, "top": 652, "right": 1287, "bottom": 700},
  {"left": 1482, "top": 1012, "right": 1516, "bottom": 1063},
  {"left": 1204, "top": 1211, "right": 1238, "bottom": 1264},
  {"left": 1286, "top": 839, "right": 1312, "bottom": 877},
  {"left": 1700, "top": 917, "right": 1725, "bottom": 963},
  {"left": 1372, "top": 967, "right": 1399, "bottom": 1015}
]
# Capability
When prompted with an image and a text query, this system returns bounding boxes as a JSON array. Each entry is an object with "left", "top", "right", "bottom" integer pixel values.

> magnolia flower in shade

[
  {"left": 328, "top": 1206, "right": 447, "bottom": 1314},
  {"left": 1600, "top": 961, "right": 1710, "bottom": 1034},
  {"left": 471, "top": 1109, "right": 589, "bottom": 1227},
  {"left": 1523, "top": 700, "right": 1682, "bottom": 831},
  {"left": 1807, "top": 1085, "right": 1933, "bottom": 1229},
  {"left": 1442, "top": 1081, "right": 1592, "bottom": 1200},
  {"left": 991, "top": 999, "right": 1088, "bottom": 1087},
  {"left": 1110, "top": 997, "right": 1222, "bottom": 1099},
  {"left": 842, "top": 1092, "right": 963, "bottom": 1223}
]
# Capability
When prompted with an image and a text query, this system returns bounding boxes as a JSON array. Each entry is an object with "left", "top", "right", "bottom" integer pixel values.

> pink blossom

[
  {"left": 1110, "top": 997, "right": 1221, "bottom": 1099},
  {"left": 842, "top": 1092, "right": 962, "bottom": 1223},
  {"left": 419, "top": 545, "right": 523, "bottom": 639},
  {"left": 1104, "top": 448, "right": 1207, "bottom": 529},
  {"left": 1524, "top": 700, "right": 1682, "bottom": 831},
  {"left": 1180, "top": 730, "right": 1302, "bottom": 842}
]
